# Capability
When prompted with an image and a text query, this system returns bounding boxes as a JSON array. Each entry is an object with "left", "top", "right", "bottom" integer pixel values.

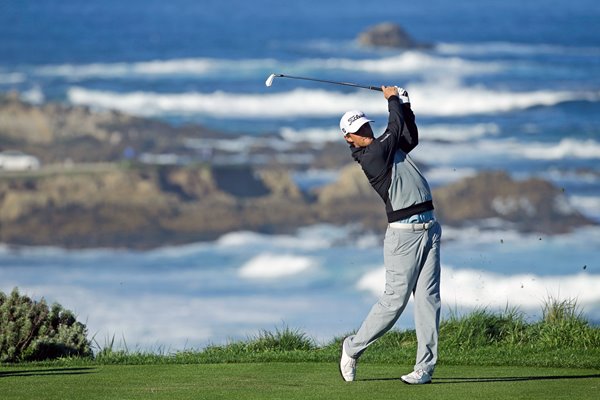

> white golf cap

[{"left": 340, "top": 110, "right": 373, "bottom": 135}]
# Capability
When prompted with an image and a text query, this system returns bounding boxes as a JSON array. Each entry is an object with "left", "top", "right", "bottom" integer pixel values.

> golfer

[{"left": 339, "top": 86, "right": 441, "bottom": 384}]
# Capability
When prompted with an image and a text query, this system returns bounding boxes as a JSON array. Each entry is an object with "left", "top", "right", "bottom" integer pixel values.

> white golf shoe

[
  {"left": 401, "top": 369, "right": 432, "bottom": 384},
  {"left": 339, "top": 338, "right": 356, "bottom": 382}
]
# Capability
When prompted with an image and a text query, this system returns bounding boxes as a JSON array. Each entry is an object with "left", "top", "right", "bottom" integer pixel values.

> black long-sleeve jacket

[{"left": 349, "top": 96, "right": 434, "bottom": 222}]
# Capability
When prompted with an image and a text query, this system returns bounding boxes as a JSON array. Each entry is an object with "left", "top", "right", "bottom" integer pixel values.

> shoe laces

[{"left": 412, "top": 369, "right": 427, "bottom": 378}]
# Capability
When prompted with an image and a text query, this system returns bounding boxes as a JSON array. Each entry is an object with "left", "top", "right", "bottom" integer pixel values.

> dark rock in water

[
  {"left": 433, "top": 171, "right": 594, "bottom": 234},
  {"left": 357, "top": 22, "right": 430, "bottom": 49}
]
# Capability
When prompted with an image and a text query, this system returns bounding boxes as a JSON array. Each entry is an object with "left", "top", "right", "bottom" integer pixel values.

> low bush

[{"left": 0, "top": 288, "right": 92, "bottom": 362}]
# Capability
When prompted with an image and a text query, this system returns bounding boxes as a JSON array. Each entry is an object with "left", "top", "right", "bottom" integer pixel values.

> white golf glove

[{"left": 395, "top": 86, "right": 410, "bottom": 104}]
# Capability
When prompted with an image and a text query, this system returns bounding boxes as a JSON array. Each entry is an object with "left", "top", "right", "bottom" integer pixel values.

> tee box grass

[{"left": 1, "top": 363, "right": 599, "bottom": 400}]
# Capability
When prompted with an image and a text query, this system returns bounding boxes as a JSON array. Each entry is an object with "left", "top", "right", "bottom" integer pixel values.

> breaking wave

[
  {"left": 32, "top": 51, "right": 498, "bottom": 80},
  {"left": 417, "top": 137, "right": 600, "bottom": 166},
  {"left": 66, "top": 84, "right": 598, "bottom": 118},
  {"left": 437, "top": 41, "right": 600, "bottom": 57}
]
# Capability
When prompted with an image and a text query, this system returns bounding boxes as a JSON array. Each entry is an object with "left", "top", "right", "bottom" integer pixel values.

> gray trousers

[{"left": 345, "top": 221, "right": 442, "bottom": 374}]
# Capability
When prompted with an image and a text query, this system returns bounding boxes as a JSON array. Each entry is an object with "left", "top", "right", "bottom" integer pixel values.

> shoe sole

[{"left": 401, "top": 378, "right": 432, "bottom": 385}]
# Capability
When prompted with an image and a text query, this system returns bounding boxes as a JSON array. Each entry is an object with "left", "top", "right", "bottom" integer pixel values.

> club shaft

[{"left": 275, "top": 74, "right": 383, "bottom": 92}]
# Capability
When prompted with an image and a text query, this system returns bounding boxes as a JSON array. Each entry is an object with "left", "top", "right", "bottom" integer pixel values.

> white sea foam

[
  {"left": 437, "top": 41, "right": 600, "bottom": 57},
  {"left": 306, "top": 51, "right": 501, "bottom": 75},
  {"left": 20, "top": 86, "right": 45, "bottom": 104},
  {"left": 417, "top": 137, "right": 600, "bottom": 166},
  {"left": 67, "top": 83, "right": 598, "bottom": 119},
  {"left": 33, "top": 51, "right": 496, "bottom": 81},
  {"left": 357, "top": 265, "right": 600, "bottom": 309},
  {"left": 411, "top": 80, "right": 598, "bottom": 117},
  {"left": 216, "top": 225, "right": 354, "bottom": 250},
  {"left": 25, "top": 57, "right": 273, "bottom": 80},
  {"left": 422, "top": 123, "right": 500, "bottom": 142},
  {"left": 280, "top": 123, "right": 499, "bottom": 147},
  {"left": 279, "top": 126, "right": 341, "bottom": 145},
  {"left": 67, "top": 87, "right": 369, "bottom": 117},
  {"left": 0, "top": 72, "right": 26, "bottom": 84},
  {"left": 569, "top": 195, "right": 600, "bottom": 220},
  {"left": 238, "top": 253, "right": 317, "bottom": 279},
  {"left": 519, "top": 138, "right": 600, "bottom": 160}
]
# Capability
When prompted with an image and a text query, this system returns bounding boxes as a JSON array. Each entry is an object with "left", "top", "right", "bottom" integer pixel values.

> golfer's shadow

[
  {"left": 359, "top": 374, "right": 600, "bottom": 384},
  {"left": 0, "top": 367, "right": 96, "bottom": 378}
]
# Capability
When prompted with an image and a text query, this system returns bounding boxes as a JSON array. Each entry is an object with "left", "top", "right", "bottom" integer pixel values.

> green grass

[
  {"left": 1, "top": 363, "right": 599, "bottom": 400},
  {"left": 1, "top": 302, "right": 599, "bottom": 399}
]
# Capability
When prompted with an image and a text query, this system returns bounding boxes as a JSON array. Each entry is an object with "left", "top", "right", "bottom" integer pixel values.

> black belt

[{"left": 387, "top": 200, "right": 434, "bottom": 223}]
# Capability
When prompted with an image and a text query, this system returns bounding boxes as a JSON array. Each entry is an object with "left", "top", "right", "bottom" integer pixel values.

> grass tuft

[
  {"left": 440, "top": 306, "right": 529, "bottom": 349},
  {"left": 3, "top": 297, "right": 599, "bottom": 369}
]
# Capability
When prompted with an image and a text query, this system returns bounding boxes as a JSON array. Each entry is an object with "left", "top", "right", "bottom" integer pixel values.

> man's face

[{"left": 344, "top": 123, "right": 374, "bottom": 148}]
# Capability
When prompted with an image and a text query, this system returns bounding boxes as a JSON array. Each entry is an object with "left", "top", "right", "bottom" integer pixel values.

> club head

[{"left": 265, "top": 73, "right": 276, "bottom": 87}]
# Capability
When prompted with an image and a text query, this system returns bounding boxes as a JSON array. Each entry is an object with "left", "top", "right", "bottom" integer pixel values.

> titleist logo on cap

[{"left": 347, "top": 113, "right": 365, "bottom": 125}]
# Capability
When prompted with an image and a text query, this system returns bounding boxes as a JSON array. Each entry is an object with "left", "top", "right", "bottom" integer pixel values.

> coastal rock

[
  {"left": 316, "top": 163, "right": 386, "bottom": 230},
  {"left": 0, "top": 96, "right": 594, "bottom": 249},
  {"left": 433, "top": 171, "right": 593, "bottom": 233},
  {"left": 317, "top": 163, "right": 377, "bottom": 203},
  {"left": 0, "top": 164, "right": 311, "bottom": 248},
  {"left": 0, "top": 94, "right": 323, "bottom": 170},
  {"left": 357, "top": 23, "right": 429, "bottom": 49},
  {"left": 0, "top": 93, "right": 224, "bottom": 165}
]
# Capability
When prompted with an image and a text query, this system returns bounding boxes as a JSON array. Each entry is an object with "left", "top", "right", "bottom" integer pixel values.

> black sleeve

[{"left": 380, "top": 96, "right": 419, "bottom": 156}]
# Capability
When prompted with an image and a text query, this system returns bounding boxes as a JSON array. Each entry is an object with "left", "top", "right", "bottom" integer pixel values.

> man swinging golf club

[{"left": 339, "top": 86, "right": 441, "bottom": 384}]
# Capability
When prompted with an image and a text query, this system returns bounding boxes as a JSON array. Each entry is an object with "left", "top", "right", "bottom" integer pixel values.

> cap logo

[{"left": 347, "top": 113, "right": 364, "bottom": 125}]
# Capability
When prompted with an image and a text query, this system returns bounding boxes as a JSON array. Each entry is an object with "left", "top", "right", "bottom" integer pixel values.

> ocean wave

[
  {"left": 423, "top": 123, "right": 500, "bottom": 142},
  {"left": 279, "top": 126, "right": 341, "bottom": 144},
  {"left": 357, "top": 265, "right": 600, "bottom": 309},
  {"left": 282, "top": 122, "right": 499, "bottom": 146},
  {"left": 417, "top": 137, "right": 600, "bottom": 166},
  {"left": 306, "top": 51, "right": 501, "bottom": 75},
  {"left": 34, "top": 58, "right": 230, "bottom": 79},
  {"left": 67, "top": 83, "right": 598, "bottom": 119},
  {"left": 437, "top": 41, "right": 600, "bottom": 57},
  {"left": 238, "top": 253, "right": 318, "bottom": 279},
  {"left": 519, "top": 138, "right": 600, "bottom": 160},
  {"left": 32, "top": 51, "right": 497, "bottom": 81}
]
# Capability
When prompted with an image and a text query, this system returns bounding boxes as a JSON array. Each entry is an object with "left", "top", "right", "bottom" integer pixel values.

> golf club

[{"left": 265, "top": 73, "right": 383, "bottom": 92}]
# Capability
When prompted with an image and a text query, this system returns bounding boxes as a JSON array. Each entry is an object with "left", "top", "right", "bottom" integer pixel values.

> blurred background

[{"left": 0, "top": 0, "right": 598, "bottom": 350}]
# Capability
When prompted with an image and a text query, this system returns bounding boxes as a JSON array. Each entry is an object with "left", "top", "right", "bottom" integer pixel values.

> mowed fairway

[{"left": 1, "top": 363, "right": 599, "bottom": 400}]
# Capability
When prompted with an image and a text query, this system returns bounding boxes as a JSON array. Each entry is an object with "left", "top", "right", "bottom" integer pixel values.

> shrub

[{"left": 0, "top": 287, "right": 92, "bottom": 362}]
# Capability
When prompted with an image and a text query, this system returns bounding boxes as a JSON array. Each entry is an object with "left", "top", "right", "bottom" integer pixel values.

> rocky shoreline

[{"left": 0, "top": 94, "right": 595, "bottom": 249}]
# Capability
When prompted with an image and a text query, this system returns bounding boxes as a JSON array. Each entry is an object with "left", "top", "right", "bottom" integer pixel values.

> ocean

[{"left": 0, "top": 0, "right": 599, "bottom": 350}]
